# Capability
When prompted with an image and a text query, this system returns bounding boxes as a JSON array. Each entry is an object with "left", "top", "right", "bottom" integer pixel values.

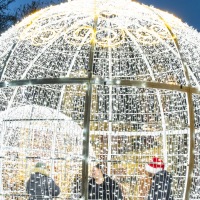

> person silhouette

[
  {"left": 26, "top": 162, "right": 60, "bottom": 200},
  {"left": 88, "top": 164, "right": 123, "bottom": 200},
  {"left": 145, "top": 157, "right": 174, "bottom": 200}
]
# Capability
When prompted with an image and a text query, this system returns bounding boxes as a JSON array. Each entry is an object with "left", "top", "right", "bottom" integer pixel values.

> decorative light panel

[{"left": 0, "top": 0, "right": 200, "bottom": 199}]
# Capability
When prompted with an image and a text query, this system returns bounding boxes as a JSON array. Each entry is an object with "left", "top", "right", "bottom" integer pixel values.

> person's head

[
  {"left": 145, "top": 157, "right": 164, "bottom": 176},
  {"left": 35, "top": 162, "right": 46, "bottom": 169},
  {"left": 92, "top": 164, "right": 103, "bottom": 179},
  {"left": 33, "top": 162, "right": 48, "bottom": 176}
]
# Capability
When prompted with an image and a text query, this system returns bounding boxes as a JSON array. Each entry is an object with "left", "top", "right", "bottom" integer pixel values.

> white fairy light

[{"left": 0, "top": 0, "right": 200, "bottom": 199}]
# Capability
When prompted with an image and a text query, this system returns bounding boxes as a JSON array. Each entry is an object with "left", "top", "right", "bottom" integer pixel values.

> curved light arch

[
  {"left": 0, "top": 0, "right": 200, "bottom": 199},
  {"left": 146, "top": 6, "right": 199, "bottom": 87},
  {"left": 6, "top": 18, "right": 92, "bottom": 111},
  {"left": 125, "top": 29, "right": 168, "bottom": 167},
  {"left": 145, "top": 7, "right": 195, "bottom": 199}
]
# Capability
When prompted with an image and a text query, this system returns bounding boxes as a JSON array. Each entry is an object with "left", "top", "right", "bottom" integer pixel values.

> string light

[{"left": 0, "top": 0, "right": 200, "bottom": 199}]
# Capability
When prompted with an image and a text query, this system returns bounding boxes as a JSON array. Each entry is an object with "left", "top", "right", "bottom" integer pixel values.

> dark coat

[
  {"left": 88, "top": 174, "right": 123, "bottom": 200},
  {"left": 148, "top": 170, "right": 173, "bottom": 200},
  {"left": 26, "top": 172, "right": 60, "bottom": 200}
]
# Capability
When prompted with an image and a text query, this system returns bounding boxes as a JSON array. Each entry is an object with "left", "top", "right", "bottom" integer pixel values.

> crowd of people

[{"left": 26, "top": 157, "right": 174, "bottom": 200}]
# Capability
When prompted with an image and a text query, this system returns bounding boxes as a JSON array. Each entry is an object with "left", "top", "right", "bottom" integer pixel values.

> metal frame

[
  {"left": 0, "top": 0, "right": 199, "bottom": 198},
  {"left": 0, "top": 77, "right": 198, "bottom": 199},
  {"left": 185, "top": 89, "right": 195, "bottom": 200},
  {"left": 143, "top": 8, "right": 196, "bottom": 197},
  {"left": 1, "top": 77, "right": 200, "bottom": 93},
  {"left": 81, "top": 6, "right": 98, "bottom": 198}
]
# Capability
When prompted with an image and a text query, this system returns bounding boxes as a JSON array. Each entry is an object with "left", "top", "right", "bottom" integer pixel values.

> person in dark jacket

[
  {"left": 88, "top": 164, "right": 123, "bottom": 200},
  {"left": 72, "top": 174, "right": 82, "bottom": 199},
  {"left": 26, "top": 162, "right": 60, "bottom": 200},
  {"left": 145, "top": 157, "right": 173, "bottom": 200}
]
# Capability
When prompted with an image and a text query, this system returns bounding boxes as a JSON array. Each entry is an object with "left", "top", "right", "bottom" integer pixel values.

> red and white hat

[{"left": 145, "top": 157, "right": 165, "bottom": 174}]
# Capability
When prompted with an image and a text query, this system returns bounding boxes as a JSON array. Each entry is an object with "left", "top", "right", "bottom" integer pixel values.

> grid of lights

[{"left": 0, "top": 0, "right": 200, "bottom": 199}]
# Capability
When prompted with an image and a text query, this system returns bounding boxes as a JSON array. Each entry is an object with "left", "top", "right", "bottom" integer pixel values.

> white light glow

[{"left": 0, "top": 0, "right": 200, "bottom": 199}]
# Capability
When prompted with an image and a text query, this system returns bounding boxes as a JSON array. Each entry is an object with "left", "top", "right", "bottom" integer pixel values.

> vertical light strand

[
  {"left": 0, "top": 120, "right": 5, "bottom": 195},
  {"left": 82, "top": 0, "right": 98, "bottom": 199},
  {"left": 107, "top": 42, "right": 113, "bottom": 176},
  {"left": 184, "top": 88, "right": 195, "bottom": 200},
  {"left": 156, "top": 90, "right": 168, "bottom": 168}
]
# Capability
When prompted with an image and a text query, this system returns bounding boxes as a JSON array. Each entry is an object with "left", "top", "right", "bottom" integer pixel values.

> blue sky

[
  {"left": 8, "top": 0, "right": 200, "bottom": 31},
  {"left": 139, "top": 0, "right": 200, "bottom": 31}
]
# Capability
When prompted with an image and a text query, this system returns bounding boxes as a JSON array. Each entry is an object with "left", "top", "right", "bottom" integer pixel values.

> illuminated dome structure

[{"left": 0, "top": 0, "right": 200, "bottom": 199}]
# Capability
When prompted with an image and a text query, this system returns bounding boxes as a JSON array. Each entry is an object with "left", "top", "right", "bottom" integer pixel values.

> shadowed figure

[
  {"left": 88, "top": 164, "right": 123, "bottom": 200},
  {"left": 73, "top": 164, "right": 123, "bottom": 199},
  {"left": 145, "top": 157, "right": 174, "bottom": 200},
  {"left": 26, "top": 162, "right": 60, "bottom": 200}
]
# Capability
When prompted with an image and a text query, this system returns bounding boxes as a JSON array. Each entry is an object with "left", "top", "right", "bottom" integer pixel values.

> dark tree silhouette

[
  {"left": 14, "top": 0, "right": 63, "bottom": 20},
  {"left": 0, "top": 0, "right": 65, "bottom": 35},
  {"left": 0, "top": 0, "right": 16, "bottom": 34}
]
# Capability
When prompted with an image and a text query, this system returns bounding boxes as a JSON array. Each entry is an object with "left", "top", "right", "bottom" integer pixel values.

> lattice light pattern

[{"left": 0, "top": 0, "right": 200, "bottom": 199}]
